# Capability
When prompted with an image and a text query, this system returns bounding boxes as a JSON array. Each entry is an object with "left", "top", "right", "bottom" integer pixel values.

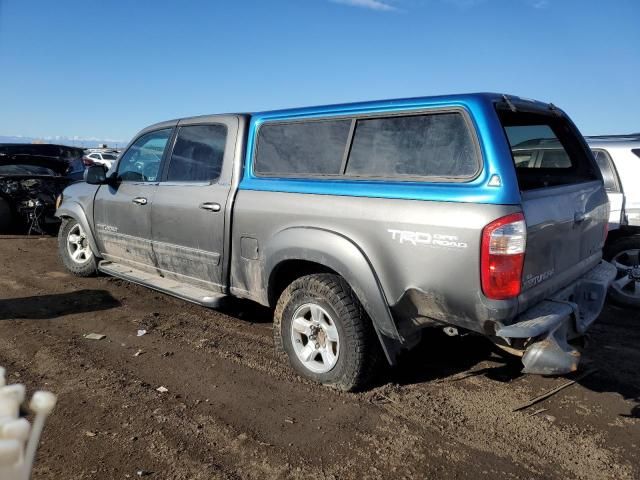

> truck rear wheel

[
  {"left": 605, "top": 235, "right": 640, "bottom": 308},
  {"left": 58, "top": 218, "right": 98, "bottom": 277},
  {"left": 273, "top": 273, "right": 382, "bottom": 391}
]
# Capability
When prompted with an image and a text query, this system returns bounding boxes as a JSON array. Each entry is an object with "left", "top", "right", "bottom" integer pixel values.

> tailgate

[
  {"left": 520, "top": 181, "right": 608, "bottom": 294},
  {"left": 497, "top": 105, "right": 608, "bottom": 302}
]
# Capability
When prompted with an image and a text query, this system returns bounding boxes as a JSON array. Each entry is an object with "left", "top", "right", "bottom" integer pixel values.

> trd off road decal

[{"left": 387, "top": 229, "right": 468, "bottom": 249}]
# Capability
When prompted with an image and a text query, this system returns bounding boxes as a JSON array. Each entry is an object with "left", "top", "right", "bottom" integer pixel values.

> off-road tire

[
  {"left": 58, "top": 218, "right": 98, "bottom": 277},
  {"left": 604, "top": 235, "right": 640, "bottom": 308},
  {"left": 274, "top": 273, "right": 383, "bottom": 391}
]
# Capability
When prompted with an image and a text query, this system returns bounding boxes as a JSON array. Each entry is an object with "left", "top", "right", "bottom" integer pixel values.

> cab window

[{"left": 117, "top": 129, "right": 172, "bottom": 182}]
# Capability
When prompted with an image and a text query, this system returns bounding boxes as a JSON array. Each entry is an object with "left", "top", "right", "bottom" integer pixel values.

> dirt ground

[{"left": 0, "top": 235, "right": 638, "bottom": 479}]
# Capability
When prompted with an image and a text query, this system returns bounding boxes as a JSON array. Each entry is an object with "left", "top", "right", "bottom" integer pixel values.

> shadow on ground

[
  {"left": 385, "top": 305, "right": 640, "bottom": 418},
  {"left": 580, "top": 303, "right": 640, "bottom": 418},
  {"left": 0, "top": 289, "right": 120, "bottom": 320},
  {"left": 387, "top": 330, "right": 524, "bottom": 387},
  {"left": 218, "top": 296, "right": 273, "bottom": 324}
]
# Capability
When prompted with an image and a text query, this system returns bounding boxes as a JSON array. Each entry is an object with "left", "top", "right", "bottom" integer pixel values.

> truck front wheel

[
  {"left": 273, "top": 273, "right": 382, "bottom": 391},
  {"left": 58, "top": 218, "right": 98, "bottom": 277}
]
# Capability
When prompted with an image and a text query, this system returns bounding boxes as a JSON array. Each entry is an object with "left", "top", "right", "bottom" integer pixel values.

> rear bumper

[{"left": 496, "top": 260, "right": 616, "bottom": 375}]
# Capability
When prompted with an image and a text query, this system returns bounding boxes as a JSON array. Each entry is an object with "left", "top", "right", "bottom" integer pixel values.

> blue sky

[{"left": 0, "top": 0, "right": 638, "bottom": 144}]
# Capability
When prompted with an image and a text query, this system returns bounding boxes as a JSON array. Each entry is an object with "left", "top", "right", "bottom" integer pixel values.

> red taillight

[
  {"left": 82, "top": 156, "right": 94, "bottom": 166},
  {"left": 481, "top": 212, "right": 526, "bottom": 300}
]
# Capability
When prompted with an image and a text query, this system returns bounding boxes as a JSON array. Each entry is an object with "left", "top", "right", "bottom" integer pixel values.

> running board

[{"left": 98, "top": 261, "right": 226, "bottom": 308}]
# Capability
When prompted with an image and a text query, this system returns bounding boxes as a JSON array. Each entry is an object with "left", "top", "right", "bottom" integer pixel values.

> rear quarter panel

[{"left": 231, "top": 191, "right": 519, "bottom": 335}]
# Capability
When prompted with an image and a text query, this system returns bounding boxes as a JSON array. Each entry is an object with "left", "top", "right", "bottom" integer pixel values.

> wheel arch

[
  {"left": 268, "top": 259, "right": 337, "bottom": 307},
  {"left": 264, "top": 226, "right": 403, "bottom": 364},
  {"left": 56, "top": 201, "right": 100, "bottom": 256}
]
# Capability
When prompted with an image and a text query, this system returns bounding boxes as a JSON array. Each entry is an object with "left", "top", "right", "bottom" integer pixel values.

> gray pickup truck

[{"left": 56, "top": 93, "right": 615, "bottom": 390}]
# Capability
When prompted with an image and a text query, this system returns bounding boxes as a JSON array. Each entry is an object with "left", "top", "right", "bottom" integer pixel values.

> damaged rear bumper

[{"left": 496, "top": 260, "right": 616, "bottom": 375}]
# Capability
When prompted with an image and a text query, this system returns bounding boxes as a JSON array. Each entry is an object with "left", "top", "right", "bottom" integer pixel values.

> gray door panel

[
  {"left": 149, "top": 116, "right": 239, "bottom": 289},
  {"left": 93, "top": 127, "right": 174, "bottom": 270},
  {"left": 150, "top": 184, "right": 227, "bottom": 287},
  {"left": 94, "top": 183, "right": 157, "bottom": 268}
]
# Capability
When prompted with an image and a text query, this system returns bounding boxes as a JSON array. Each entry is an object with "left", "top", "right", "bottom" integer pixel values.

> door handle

[
  {"left": 132, "top": 197, "right": 148, "bottom": 205},
  {"left": 199, "top": 202, "right": 221, "bottom": 212}
]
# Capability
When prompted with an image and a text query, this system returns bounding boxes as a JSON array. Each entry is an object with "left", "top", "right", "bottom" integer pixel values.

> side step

[{"left": 98, "top": 261, "right": 226, "bottom": 308}]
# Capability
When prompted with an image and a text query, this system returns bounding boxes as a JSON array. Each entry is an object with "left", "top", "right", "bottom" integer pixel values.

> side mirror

[{"left": 84, "top": 165, "right": 109, "bottom": 185}]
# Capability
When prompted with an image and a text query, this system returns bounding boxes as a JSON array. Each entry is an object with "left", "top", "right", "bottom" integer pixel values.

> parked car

[
  {"left": 82, "top": 152, "right": 118, "bottom": 170},
  {"left": 56, "top": 93, "right": 615, "bottom": 390},
  {"left": 586, "top": 135, "right": 640, "bottom": 307},
  {"left": 512, "top": 135, "right": 640, "bottom": 308},
  {"left": 0, "top": 144, "right": 84, "bottom": 233}
]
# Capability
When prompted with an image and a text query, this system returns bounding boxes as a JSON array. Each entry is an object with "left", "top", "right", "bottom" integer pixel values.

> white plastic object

[
  {"left": 0, "top": 368, "right": 56, "bottom": 480},
  {"left": 0, "top": 419, "right": 31, "bottom": 442},
  {"left": 29, "top": 392, "right": 56, "bottom": 416},
  {"left": 0, "top": 385, "right": 26, "bottom": 418},
  {"left": 0, "top": 439, "right": 22, "bottom": 466}
]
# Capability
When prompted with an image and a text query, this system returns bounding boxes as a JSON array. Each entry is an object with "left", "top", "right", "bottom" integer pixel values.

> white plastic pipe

[{"left": 0, "top": 368, "right": 56, "bottom": 480}]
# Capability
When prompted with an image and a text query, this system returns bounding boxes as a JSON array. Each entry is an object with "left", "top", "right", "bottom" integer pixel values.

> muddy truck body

[{"left": 56, "top": 93, "right": 615, "bottom": 390}]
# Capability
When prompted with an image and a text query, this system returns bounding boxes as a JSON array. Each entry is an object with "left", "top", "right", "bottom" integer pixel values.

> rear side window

[
  {"left": 167, "top": 124, "right": 227, "bottom": 182},
  {"left": 592, "top": 149, "right": 620, "bottom": 193},
  {"left": 346, "top": 113, "right": 478, "bottom": 179},
  {"left": 255, "top": 120, "right": 351, "bottom": 175},
  {"left": 632, "top": 149, "right": 640, "bottom": 159},
  {"left": 498, "top": 110, "right": 599, "bottom": 190}
]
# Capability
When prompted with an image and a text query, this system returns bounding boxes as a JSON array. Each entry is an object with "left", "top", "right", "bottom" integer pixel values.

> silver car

[{"left": 587, "top": 135, "right": 640, "bottom": 307}]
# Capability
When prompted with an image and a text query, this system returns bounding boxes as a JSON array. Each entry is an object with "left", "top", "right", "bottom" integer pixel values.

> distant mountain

[{"left": 0, "top": 135, "right": 128, "bottom": 149}]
